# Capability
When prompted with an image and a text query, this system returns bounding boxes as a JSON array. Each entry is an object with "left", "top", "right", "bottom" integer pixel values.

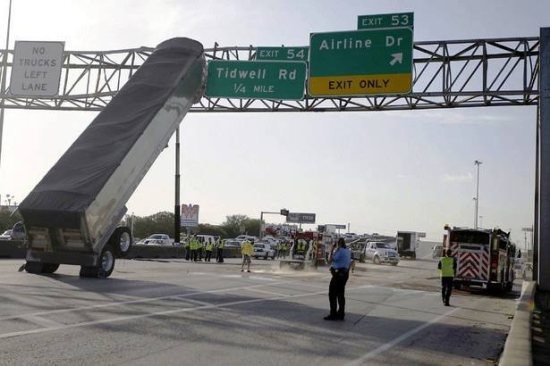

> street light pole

[{"left": 474, "top": 160, "right": 482, "bottom": 229}]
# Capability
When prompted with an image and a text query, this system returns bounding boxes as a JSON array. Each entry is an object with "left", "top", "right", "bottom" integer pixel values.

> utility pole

[{"left": 474, "top": 160, "right": 482, "bottom": 229}]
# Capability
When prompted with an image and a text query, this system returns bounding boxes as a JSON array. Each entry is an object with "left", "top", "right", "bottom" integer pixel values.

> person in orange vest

[{"left": 438, "top": 248, "right": 457, "bottom": 306}]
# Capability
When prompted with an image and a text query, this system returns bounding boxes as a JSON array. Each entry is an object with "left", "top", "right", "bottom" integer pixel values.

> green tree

[
  {"left": 133, "top": 211, "right": 174, "bottom": 239},
  {"left": 221, "top": 215, "right": 261, "bottom": 238},
  {"left": 196, "top": 223, "right": 227, "bottom": 238}
]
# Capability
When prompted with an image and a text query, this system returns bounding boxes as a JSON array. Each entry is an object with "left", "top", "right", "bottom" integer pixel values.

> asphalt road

[{"left": 0, "top": 243, "right": 519, "bottom": 366}]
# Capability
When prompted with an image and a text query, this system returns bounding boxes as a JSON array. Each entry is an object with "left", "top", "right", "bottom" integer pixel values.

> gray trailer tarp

[{"left": 19, "top": 38, "right": 204, "bottom": 253}]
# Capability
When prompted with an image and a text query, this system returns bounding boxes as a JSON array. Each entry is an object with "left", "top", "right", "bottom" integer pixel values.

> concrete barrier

[
  {"left": 0, "top": 240, "right": 26, "bottom": 258},
  {"left": 499, "top": 280, "right": 536, "bottom": 366}
]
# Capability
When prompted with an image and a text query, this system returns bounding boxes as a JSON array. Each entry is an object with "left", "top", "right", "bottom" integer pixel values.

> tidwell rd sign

[
  {"left": 206, "top": 60, "right": 306, "bottom": 100},
  {"left": 308, "top": 28, "right": 413, "bottom": 97}
]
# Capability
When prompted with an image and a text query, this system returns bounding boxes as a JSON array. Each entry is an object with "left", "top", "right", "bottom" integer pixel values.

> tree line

[{"left": 0, "top": 210, "right": 260, "bottom": 240}]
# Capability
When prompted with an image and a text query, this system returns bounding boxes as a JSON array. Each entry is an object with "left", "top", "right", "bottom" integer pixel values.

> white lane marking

[
  {"left": 0, "top": 280, "right": 293, "bottom": 322},
  {"left": 244, "top": 287, "right": 290, "bottom": 298},
  {"left": 0, "top": 285, "right": 372, "bottom": 340},
  {"left": 22, "top": 315, "right": 65, "bottom": 329},
  {"left": 344, "top": 306, "right": 462, "bottom": 366}
]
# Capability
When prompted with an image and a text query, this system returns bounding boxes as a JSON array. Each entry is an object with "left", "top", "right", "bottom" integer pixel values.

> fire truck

[{"left": 444, "top": 225, "right": 516, "bottom": 292}]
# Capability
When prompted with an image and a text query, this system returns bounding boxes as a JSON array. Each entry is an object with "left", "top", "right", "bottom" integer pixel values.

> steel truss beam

[{"left": 0, "top": 37, "right": 540, "bottom": 112}]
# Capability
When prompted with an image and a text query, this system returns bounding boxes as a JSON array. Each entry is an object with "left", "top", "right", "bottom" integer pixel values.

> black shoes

[{"left": 324, "top": 314, "right": 345, "bottom": 321}]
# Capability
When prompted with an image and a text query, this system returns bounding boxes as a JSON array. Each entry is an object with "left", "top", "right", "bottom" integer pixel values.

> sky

[{"left": 0, "top": 0, "right": 547, "bottom": 245}]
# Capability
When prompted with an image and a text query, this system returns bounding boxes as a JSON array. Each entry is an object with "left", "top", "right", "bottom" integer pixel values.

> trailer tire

[
  {"left": 41, "top": 263, "right": 60, "bottom": 274},
  {"left": 98, "top": 245, "right": 116, "bottom": 278},
  {"left": 110, "top": 227, "right": 132, "bottom": 257},
  {"left": 25, "top": 261, "right": 44, "bottom": 274}
]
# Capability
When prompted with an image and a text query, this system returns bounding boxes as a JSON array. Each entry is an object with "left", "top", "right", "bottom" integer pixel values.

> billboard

[{"left": 181, "top": 204, "right": 199, "bottom": 227}]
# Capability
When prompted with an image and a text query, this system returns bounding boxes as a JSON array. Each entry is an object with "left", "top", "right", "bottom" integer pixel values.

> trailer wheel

[
  {"left": 25, "top": 261, "right": 44, "bottom": 274},
  {"left": 110, "top": 227, "right": 132, "bottom": 257},
  {"left": 41, "top": 263, "right": 60, "bottom": 274},
  {"left": 98, "top": 245, "right": 116, "bottom": 278}
]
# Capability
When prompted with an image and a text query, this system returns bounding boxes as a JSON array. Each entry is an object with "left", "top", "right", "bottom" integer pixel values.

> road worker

[
  {"left": 240, "top": 239, "right": 254, "bottom": 272},
  {"left": 205, "top": 238, "right": 213, "bottom": 262},
  {"left": 438, "top": 248, "right": 457, "bottom": 306}
]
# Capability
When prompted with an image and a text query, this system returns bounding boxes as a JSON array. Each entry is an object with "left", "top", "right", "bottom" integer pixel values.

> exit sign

[
  {"left": 308, "top": 28, "right": 413, "bottom": 97},
  {"left": 206, "top": 60, "right": 306, "bottom": 100},
  {"left": 256, "top": 47, "right": 309, "bottom": 61},
  {"left": 357, "top": 12, "right": 414, "bottom": 30}
]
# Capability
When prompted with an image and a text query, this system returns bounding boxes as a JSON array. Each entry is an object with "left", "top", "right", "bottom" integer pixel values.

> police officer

[
  {"left": 438, "top": 248, "right": 457, "bottom": 306},
  {"left": 324, "top": 238, "right": 351, "bottom": 321}
]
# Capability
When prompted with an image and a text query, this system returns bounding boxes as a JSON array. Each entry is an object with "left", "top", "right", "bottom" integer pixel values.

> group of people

[
  {"left": 184, "top": 236, "right": 224, "bottom": 263},
  {"left": 322, "top": 239, "right": 457, "bottom": 321},
  {"left": 184, "top": 235, "right": 457, "bottom": 320}
]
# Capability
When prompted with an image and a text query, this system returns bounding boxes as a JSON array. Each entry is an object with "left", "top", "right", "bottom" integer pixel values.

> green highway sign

[
  {"left": 206, "top": 60, "right": 306, "bottom": 100},
  {"left": 256, "top": 47, "right": 309, "bottom": 61},
  {"left": 308, "top": 28, "right": 413, "bottom": 97},
  {"left": 357, "top": 12, "right": 414, "bottom": 30}
]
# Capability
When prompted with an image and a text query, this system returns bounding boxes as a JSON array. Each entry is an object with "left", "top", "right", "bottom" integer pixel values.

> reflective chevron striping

[{"left": 457, "top": 250, "right": 490, "bottom": 280}]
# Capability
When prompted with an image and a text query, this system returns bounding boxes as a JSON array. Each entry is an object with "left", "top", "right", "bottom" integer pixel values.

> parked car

[
  {"left": 364, "top": 241, "right": 399, "bottom": 265},
  {"left": 235, "top": 235, "right": 257, "bottom": 242},
  {"left": 223, "top": 239, "right": 242, "bottom": 248},
  {"left": 253, "top": 243, "right": 276, "bottom": 260},
  {"left": 143, "top": 234, "right": 173, "bottom": 246},
  {"left": 0, "top": 230, "right": 12, "bottom": 240}
]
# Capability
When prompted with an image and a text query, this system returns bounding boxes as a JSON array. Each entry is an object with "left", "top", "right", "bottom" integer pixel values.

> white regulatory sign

[{"left": 9, "top": 41, "right": 64, "bottom": 97}]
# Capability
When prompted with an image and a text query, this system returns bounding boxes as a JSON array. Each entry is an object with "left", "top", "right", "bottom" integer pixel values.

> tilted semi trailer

[{"left": 18, "top": 38, "right": 206, "bottom": 278}]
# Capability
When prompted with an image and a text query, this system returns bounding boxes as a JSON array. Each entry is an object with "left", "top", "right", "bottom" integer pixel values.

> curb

[{"left": 500, "top": 280, "right": 536, "bottom": 366}]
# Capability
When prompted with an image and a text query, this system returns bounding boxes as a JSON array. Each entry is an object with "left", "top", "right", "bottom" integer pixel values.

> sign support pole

[
  {"left": 174, "top": 127, "right": 181, "bottom": 245},
  {"left": 0, "top": 0, "right": 13, "bottom": 171},
  {"left": 537, "top": 27, "right": 550, "bottom": 289}
]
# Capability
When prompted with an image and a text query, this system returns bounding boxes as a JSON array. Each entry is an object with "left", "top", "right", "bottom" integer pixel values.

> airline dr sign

[
  {"left": 308, "top": 28, "right": 413, "bottom": 97},
  {"left": 9, "top": 41, "right": 64, "bottom": 97}
]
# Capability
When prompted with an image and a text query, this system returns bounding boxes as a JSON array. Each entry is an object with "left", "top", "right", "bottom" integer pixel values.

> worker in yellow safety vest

[
  {"left": 438, "top": 248, "right": 457, "bottom": 306},
  {"left": 205, "top": 239, "right": 214, "bottom": 262},
  {"left": 240, "top": 239, "right": 254, "bottom": 272}
]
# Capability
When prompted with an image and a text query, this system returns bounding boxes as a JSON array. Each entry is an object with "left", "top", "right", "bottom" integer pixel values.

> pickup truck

[{"left": 364, "top": 241, "right": 400, "bottom": 265}]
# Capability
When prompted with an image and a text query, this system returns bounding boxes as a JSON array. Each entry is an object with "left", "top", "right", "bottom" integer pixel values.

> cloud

[{"left": 442, "top": 172, "right": 473, "bottom": 183}]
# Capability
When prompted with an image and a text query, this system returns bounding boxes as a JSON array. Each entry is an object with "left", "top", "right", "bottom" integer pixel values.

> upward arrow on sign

[{"left": 390, "top": 53, "right": 403, "bottom": 66}]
